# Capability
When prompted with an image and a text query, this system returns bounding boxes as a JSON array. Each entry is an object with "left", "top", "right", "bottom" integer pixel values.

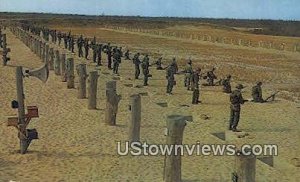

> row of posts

[
  {"left": 105, "top": 25, "right": 300, "bottom": 52},
  {"left": 12, "top": 26, "right": 256, "bottom": 182}
]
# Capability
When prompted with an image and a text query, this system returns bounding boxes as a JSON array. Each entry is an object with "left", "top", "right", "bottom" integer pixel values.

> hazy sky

[{"left": 0, "top": 0, "right": 299, "bottom": 20}]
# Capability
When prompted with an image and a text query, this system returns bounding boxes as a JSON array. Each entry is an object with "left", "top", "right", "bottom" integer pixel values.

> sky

[{"left": 0, "top": 0, "right": 299, "bottom": 20}]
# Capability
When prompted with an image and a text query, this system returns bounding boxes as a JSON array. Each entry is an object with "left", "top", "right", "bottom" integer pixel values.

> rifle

[{"left": 265, "top": 91, "right": 280, "bottom": 102}]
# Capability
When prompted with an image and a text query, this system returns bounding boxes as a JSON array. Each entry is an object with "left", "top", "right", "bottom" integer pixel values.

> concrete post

[
  {"left": 128, "top": 94, "right": 141, "bottom": 143},
  {"left": 105, "top": 81, "right": 121, "bottom": 126},
  {"left": 54, "top": 50, "right": 61, "bottom": 75},
  {"left": 164, "top": 115, "right": 187, "bottom": 182},
  {"left": 66, "top": 58, "right": 75, "bottom": 89},
  {"left": 88, "top": 71, "right": 99, "bottom": 109},
  {"left": 76, "top": 64, "right": 87, "bottom": 99}
]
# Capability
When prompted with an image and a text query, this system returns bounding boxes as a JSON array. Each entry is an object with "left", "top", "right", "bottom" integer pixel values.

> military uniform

[
  {"left": 166, "top": 62, "right": 177, "bottom": 94},
  {"left": 124, "top": 50, "right": 130, "bottom": 60},
  {"left": 207, "top": 68, "right": 217, "bottom": 86},
  {"left": 155, "top": 57, "right": 163, "bottom": 70},
  {"left": 106, "top": 44, "right": 112, "bottom": 69},
  {"left": 192, "top": 68, "right": 201, "bottom": 104},
  {"left": 141, "top": 55, "right": 150, "bottom": 86},
  {"left": 77, "top": 36, "right": 84, "bottom": 57},
  {"left": 84, "top": 39, "right": 89, "bottom": 59},
  {"left": 252, "top": 82, "right": 264, "bottom": 103},
  {"left": 97, "top": 44, "right": 102, "bottom": 66},
  {"left": 184, "top": 61, "right": 193, "bottom": 90},
  {"left": 229, "top": 84, "right": 246, "bottom": 132},
  {"left": 113, "top": 50, "right": 121, "bottom": 74},
  {"left": 222, "top": 75, "right": 232, "bottom": 93},
  {"left": 133, "top": 53, "right": 141, "bottom": 79}
]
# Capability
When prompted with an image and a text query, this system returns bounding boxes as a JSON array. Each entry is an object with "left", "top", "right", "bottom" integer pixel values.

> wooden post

[
  {"left": 49, "top": 48, "right": 54, "bottom": 70},
  {"left": 76, "top": 64, "right": 87, "bottom": 99},
  {"left": 16, "top": 66, "right": 28, "bottom": 154},
  {"left": 234, "top": 150, "right": 256, "bottom": 182},
  {"left": 42, "top": 42, "right": 46, "bottom": 62},
  {"left": 61, "top": 53, "right": 67, "bottom": 82},
  {"left": 128, "top": 94, "right": 141, "bottom": 143},
  {"left": 39, "top": 41, "right": 43, "bottom": 59},
  {"left": 66, "top": 58, "right": 75, "bottom": 89},
  {"left": 105, "top": 81, "right": 121, "bottom": 126},
  {"left": 164, "top": 115, "right": 187, "bottom": 182},
  {"left": 54, "top": 50, "right": 61, "bottom": 75},
  {"left": 88, "top": 71, "right": 99, "bottom": 109}
]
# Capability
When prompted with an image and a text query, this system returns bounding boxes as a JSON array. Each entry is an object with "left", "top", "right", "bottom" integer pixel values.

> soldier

[
  {"left": 172, "top": 58, "right": 178, "bottom": 74},
  {"left": 112, "top": 49, "right": 121, "bottom": 74},
  {"left": 141, "top": 55, "right": 150, "bottom": 86},
  {"left": 222, "top": 75, "right": 232, "bottom": 93},
  {"left": 63, "top": 34, "right": 68, "bottom": 49},
  {"left": 133, "top": 53, "right": 141, "bottom": 79},
  {"left": 206, "top": 68, "right": 217, "bottom": 86},
  {"left": 57, "top": 32, "right": 62, "bottom": 46},
  {"left": 252, "top": 82, "right": 265, "bottom": 103},
  {"left": 106, "top": 43, "right": 113, "bottom": 69},
  {"left": 97, "top": 44, "right": 103, "bottom": 66},
  {"left": 192, "top": 68, "right": 201, "bottom": 104},
  {"left": 184, "top": 59, "right": 193, "bottom": 90},
  {"left": 92, "top": 43, "right": 97, "bottom": 63},
  {"left": 166, "top": 60, "right": 177, "bottom": 94},
  {"left": 84, "top": 38, "right": 89, "bottom": 59},
  {"left": 77, "top": 35, "right": 84, "bottom": 57},
  {"left": 124, "top": 50, "right": 130, "bottom": 60},
  {"left": 70, "top": 36, "right": 75, "bottom": 53},
  {"left": 229, "top": 84, "right": 248, "bottom": 132},
  {"left": 155, "top": 57, "right": 163, "bottom": 70}
]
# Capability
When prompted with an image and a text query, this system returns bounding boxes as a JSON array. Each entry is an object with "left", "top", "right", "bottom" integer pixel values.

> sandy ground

[{"left": 0, "top": 27, "right": 299, "bottom": 182}]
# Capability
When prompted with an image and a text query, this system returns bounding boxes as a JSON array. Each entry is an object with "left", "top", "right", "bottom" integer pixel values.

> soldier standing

[
  {"left": 192, "top": 68, "right": 201, "bottom": 104},
  {"left": 166, "top": 61, "right": 177, "bottom": 94},
  {"left": 184, "top": 59, "right": 193, "bottom": 90},
  {"left": 155, "top": 57, "right": 163, "bottom": 70},
  {"left": 97, "top": 44, "right": 103, "bottom": 66},
  {"left": 77, "top": 35, "right": 84, "bottom": 57},
  {"left": 229, "top": 84, "right": 247, "bottom": 132},
  {"left": 141, "top": 55, "right": 150, "bottom": 86},
  {"left": 106, "top": 43, "right": 112, "bottom": 69},
  {"left": 57, "top": 32, "right": 62, "bottom": 46},
  {"left": 63, "top": 34, "right": 68, "bottom": 49},
  {"left": 112, "top": 49, "right": 121, "bottom": 74},
  {"left": 133, "top": 53, "right": 141, "bottom": 79},
  {"left": 70, "top": 36, "right": 75, "bottom": 53},
  {"left": 92, "top": 44, "right": 97, "bottom": 63},
  {"left": 206, "top": 68, "right": 217, "bottom": 86},
  {"left": 84, "top": 38, "right": 89, "bottom": 59},
  {"left": 252, "top": 82, "right": 264, "bottom": 103},
  {"left": 222, "top": 75, "right": 232, "bottom": 93},
  {"left": 124, "top": 50, "right": 130, "bottom": 60}
]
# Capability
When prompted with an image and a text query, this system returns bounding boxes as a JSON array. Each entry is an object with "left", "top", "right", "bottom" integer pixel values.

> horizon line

[{"left": 0, "top": 11, "right": 299, "bottom": 22}]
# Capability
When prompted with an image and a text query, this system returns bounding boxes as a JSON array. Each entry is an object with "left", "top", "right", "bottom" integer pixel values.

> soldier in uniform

[
  {"left": 155, "top": 57, "right": 163, "bottom": 70},
  {"left": 112, "top": 49, "right": 121, "bottom": 74},
  {"left": 106, "top": 43, "right": 112, "bottom": 69},
  {"left": 70, "top": 36, "right": 75, "bottom": 53},
  {"left": 63, "top": 34, "right": 68, "bottom": 49},
  {"left": 192, "top": 68, "right": 201, "bottom": 104},
  {"left": 84, "top": 38, "right": 89, "bottom": 59},
  {"left": 207, "top": 68, "right": 217, "bottom": 86},
  {"left": 184, "top": 59, "right": 193, "bottom": 90},
  {"left": 77, "top": 35, "right": 84, "bottom": 57},
  {"left": 97, "top": 44, "right": 103, "bottom": 66},
  {"left": 229, "top": 84, "right": 247, "bottom": 132},
  {"left": 222, "top": 75, "right": 232, "bottom": 93},
  {"left": 133, "top": 53, "right": 141, "bottom": 79},
  {"left": 252, "top": 82, "right": 265, "bottom": 103},
  {"left": 141, "top": 55, "right": 150, "bottom": 86},
  {"left": 124, "top": 50, "right": 130, "bottom": 60},
  {"left": 166, "top": 60, "right": 177, "bottom": 94}
]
